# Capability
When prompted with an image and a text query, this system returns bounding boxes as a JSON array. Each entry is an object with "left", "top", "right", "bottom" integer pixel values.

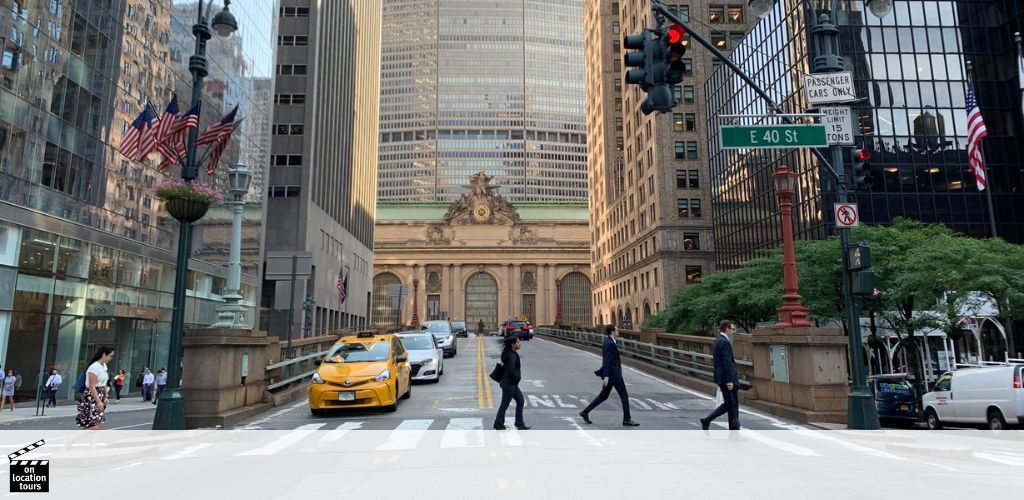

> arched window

[
  {"left": 372, "top": 273, "right": 402, "bottom": 329},
  {"left": 559, "top": 272, "right": 593, "bottom": 326}
]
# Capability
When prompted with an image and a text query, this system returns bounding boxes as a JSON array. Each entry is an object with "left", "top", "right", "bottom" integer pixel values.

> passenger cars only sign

[{"left": 804, "top": 72, "right": 856, "bottom": 105}]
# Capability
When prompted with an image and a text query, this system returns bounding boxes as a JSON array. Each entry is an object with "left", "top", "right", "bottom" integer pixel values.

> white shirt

[
  {"left": 87, "top": 362, "right": 109, "bottom": 387},
  {"left": 45, "top": 374, "right": 62, "bottom": 388},
  {"left": 143, "top": 373, "right": 155, "bottom": 385},
  {"left": 719, "top": 332, "right": 732, "bottom": 343}
]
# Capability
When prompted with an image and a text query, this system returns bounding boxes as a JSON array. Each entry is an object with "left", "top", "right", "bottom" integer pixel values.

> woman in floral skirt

[{"left": 76, "top": 346, "right": 115, "bottom": 430}]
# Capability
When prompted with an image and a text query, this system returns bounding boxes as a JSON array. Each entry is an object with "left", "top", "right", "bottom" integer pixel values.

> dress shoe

[
  {"left": 578, "top": 411, "right": 592, "bottom": 424},
  {"left": 514, "top": 424, "right": 531, "bottom": 430},
  {"left": 622, "top": 420, "right": 640, "bottom": 427},
  {"left": 700, "top": 418, "right": 710, "bottom": 431},
  {"left": 493, "top": 424, "right": 507, "bottom": 430}
]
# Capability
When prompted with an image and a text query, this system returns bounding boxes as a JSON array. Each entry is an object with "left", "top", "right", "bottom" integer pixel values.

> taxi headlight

[
  {"left": 311, "top": 372, "right": 324, "bottom": 384},
  {"left": 373, "top": 369, "right": 391, "bottom": 382}
]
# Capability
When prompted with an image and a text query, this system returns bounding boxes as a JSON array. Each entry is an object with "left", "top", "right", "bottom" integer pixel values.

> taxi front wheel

[{"left": 401, "top": 381, "right": 412, "bottom": 400}]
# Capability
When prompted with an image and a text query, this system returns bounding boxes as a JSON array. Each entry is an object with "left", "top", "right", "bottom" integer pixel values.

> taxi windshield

[
  {"left": 400, "top": 335, "right": 435, "bottom": 350},
  {"left": 324, "top": 342, "right": 389, "bottom": 363}
]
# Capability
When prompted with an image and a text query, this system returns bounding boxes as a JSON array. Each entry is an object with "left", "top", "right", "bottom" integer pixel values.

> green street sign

[{"left": 720, "top": 124, "right": 828, "bottom": 149}]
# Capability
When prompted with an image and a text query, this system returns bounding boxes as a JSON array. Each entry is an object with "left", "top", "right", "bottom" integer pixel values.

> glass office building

[
  {"left": 378, "top": 0, "right": 588, "bottom": 202},
  {"left": 707, "top": 0, "right": 1024, "bottom": 269},
  {"left": 0, "top": 0, "right": 273, "bottom": 402}
]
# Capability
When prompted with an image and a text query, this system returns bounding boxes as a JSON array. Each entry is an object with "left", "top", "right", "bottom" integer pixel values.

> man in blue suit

[
  {"left": 579, "top": 325, "right": 640, "bottom": 427},
  {"left": 701, "top": 320, "right": 741, "bottom": 430}
]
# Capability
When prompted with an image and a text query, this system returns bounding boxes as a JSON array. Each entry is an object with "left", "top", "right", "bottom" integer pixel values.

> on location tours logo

[{"left": 8, "top": 440, "right": 48, "bottom": 493}]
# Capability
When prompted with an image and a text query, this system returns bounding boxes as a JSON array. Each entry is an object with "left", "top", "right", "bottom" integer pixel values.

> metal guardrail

[
  {"left": 536, "top": 327, "right": 752, "bottom": 385},
  {"left": 266, "top": 348, "right": 332, "bottom": 391}
]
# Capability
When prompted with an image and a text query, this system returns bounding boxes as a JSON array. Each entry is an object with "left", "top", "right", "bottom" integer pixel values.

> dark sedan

[{"left": 870, "top": 375, "right": 919, "bottom": 426}]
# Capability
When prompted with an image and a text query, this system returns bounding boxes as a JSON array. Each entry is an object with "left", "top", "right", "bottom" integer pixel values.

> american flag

[
  {"left": 337, "top": 269, "right": 348, "bottom": 303},
  {"left": 966, "top": 80, "right": 988, "bottom": 191},
  {"left": 197, "top": 105, "right": 238, "bottom": 146},
  {"left": 204, "top": 121, "right": 241, "bottom": 176},
  {"left": 118, "top": 105, "right": 158, "bottom": 161},
  {"left": 136, "top": 102, "right": 163, "bottom": 160},
  {"left": 157, "top": 101, "right": 200, "bottom": 170},
  {"left": 156, "top": 94, "right": 179, "bottom": 144}
]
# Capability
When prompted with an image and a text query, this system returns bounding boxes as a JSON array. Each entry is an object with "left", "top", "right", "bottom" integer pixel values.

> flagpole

[{"left": 966, "top": 61, "right": 998, "bottom": 238}]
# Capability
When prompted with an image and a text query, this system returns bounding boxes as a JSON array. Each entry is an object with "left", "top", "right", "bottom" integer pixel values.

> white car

[
  {"left": 922, "top": 365, "right": 1024, "bottom": 430},
  {"left": 397, "top": 332, "right": 444, "bottom": 383}
]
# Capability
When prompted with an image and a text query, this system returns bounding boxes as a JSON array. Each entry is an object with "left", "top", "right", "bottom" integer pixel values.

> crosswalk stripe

[
  {"left": 498, "top": 427, "right": 523, "bottom": 447},
  {"left": 560, "top": 417, "right": 605, "bottom": 447},
  {"left": 320, "top": 422, "right": 363, "bottom": 444},
  {"left": 790, "top": 428, "right": 905, "bottom": 461},
  {"left": 375, "top": 419, "right": 433, "bottom": 450},
  {"left": 236, "top": 423, "right": 325, "bottom": 456},
  {"left": 645, "top": 398, "right": 673, "bottom": 410},
  {"left": 712, "top": 422, "right": 820, "bottom": 457},
  {"left": 973, "top": 452, "right": 1024, "bottom": 466},
  {"left": 440, "top": 418, "right": 485, "bottom": 448},
  {"left": 163, "top": 443, "right": 212, "bottom": 460}
]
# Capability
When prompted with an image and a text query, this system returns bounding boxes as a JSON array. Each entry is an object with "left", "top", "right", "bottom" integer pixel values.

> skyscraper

[
  {"left": 585, "top": 0, "right": 754, "bottom": 328},
  {"left": 263, "top": 1, "right": 383, "bottom": 339},
  {"left": 377, "top": 0, "right": 588, "bottom": 202}
]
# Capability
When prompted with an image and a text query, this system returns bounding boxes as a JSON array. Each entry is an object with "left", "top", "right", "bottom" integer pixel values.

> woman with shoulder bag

[
  {"left": 492, "top": 336, "right": 529, "bottom": 430},
  {"left": 76, "top": 346, "right": 115, "bottom": 430}
]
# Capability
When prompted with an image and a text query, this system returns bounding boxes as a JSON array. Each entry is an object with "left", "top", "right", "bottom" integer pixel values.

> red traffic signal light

[
  {"left": 665, "top": 24, "right": 686, "bottom": 44},
  {"left": 854, "top": 149, "right": 872, "bottom": 162}
]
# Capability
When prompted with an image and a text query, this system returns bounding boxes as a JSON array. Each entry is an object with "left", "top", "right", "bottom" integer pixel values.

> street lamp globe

[
  {"left": 747, "top": 0, "right": 776, "bottom": 19},
  {"left": 211, "top": 3, "right": 238, "bottom": 38},
  {"left": 772, "top": 165, "right": 797, "bottom": 196},
  {"left": 227, "top": 164, "right": 252, "bottom": 198},
  {"left": 865, "top": 0, "right": 893, "bottom": 18}
]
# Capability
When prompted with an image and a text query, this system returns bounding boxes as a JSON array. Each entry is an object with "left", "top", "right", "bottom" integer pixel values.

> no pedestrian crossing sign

[
  {"left": 719, "top": 124, "right": 828, "bottom": 149},
  {"left": 834, "top": 203, "right": 859, "bottom": 228}
]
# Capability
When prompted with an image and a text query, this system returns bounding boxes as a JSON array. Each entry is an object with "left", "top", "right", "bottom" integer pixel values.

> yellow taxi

[{"left": 309, "top": 331, "right": 412, "bottom": 415}]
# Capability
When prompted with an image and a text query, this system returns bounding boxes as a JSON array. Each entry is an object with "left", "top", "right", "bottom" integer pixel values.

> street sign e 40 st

[{"left": 720, "top": 124, "right": 828, "bottom": 149}]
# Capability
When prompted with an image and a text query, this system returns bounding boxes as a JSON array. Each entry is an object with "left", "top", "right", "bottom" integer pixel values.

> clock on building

[{"left": 472, "top": 204, "right": 491, "bottom": 222}]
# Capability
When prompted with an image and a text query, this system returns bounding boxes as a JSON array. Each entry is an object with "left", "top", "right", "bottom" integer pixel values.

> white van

[{"left": 922, "top": 365, "right": 1024, "bottom": 430}]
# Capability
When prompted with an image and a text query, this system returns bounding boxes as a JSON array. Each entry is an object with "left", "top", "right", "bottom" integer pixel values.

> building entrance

[{"left": 464, "top": 273, "right": 498, "bottom": 333}]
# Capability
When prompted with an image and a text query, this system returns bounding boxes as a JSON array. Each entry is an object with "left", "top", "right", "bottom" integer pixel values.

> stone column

[
  {"left": 453, "top": 264, "right": 463, "bottom": 320},
  {"left": 539, "top": 264, "right": 550, "bottom": 325},
  {"left": 512, "top": 263, "right": 521, "bottom": 319},
  {"left": 182, "top": 327, "right": 277, "bottom": 428}
]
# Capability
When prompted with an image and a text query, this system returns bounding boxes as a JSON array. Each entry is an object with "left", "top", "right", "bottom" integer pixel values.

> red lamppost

[
  {"left": 411, "top": 278, "right": 420, "bottom": 327},
  {"left": 772, "top": 165, "right": 813, "bottom": 329},
  {"left": 554, "top": 278, "right": 563, "bottom": 325}
]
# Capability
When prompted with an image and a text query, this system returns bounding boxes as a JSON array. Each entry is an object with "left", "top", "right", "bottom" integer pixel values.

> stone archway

[
  {"left": 623, "top": 306, "right": 633, "bottom": 330},
  {"left": 643, "top": 302, "right": 652, "bottom": 323},
  {"left": 558, "top": 271, "right": 593, "bottom": 326},
  {"left": 372, "top": 272, "right": 402, "bottom": 329},
  {"left": 465, "top": 272, "right": 499, "bottom": 333}
]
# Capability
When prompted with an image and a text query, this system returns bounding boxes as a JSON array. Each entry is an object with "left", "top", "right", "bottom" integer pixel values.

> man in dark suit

[
  {"left": 701, "top": 320, "right": 741, "bottom": 430},
  {"left": 579, "top": 325, "right": 640, "bottom": 426}
]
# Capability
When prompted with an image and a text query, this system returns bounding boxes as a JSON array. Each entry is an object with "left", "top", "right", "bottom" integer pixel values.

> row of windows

[
  {"left": 676, "top": 170, "right": 700, "bottom": 189},
  {"left": 280, "top": 6, "right": 310, "bottom": 17},
  {"left": 276, "top": 64, "right": 307, "bottom": 75},
  {"left": 708, "top": 5, "right": 745, "bottom": 24},
  {"left": 274, "top": 94, "right": 306, "bottom": 105},
  {"left": 672, "top": 113, "right": 697, "bottom": 132},
  {"left": 278, "top": 35, "right": 308, "bottom": 46},
  {"left": 273, "top": 124, "right": 305, "bottom": 136},
  {"left": 271, "top": 154, "right": 303, "bottom": 166},
  {"left": 268, "top": 186, "right": 301, "bottom": 198},
  {"left": 677, "top": 199, "right": 703, "bottom": 218},
  {"left": 673, "top": 141, "right": 699, "bottom": 160}
]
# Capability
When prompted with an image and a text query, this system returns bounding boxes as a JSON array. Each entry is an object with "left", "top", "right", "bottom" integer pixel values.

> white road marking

[
  {"left": 163, "top": 443, "right": 212, "bottom": 460},
  {"left": 559, "top": 416, "right": 605, "bottom": 448},
  {"left": 319, "top": 421, "right": 363, "bottom": 444},
  {"left": 108, "top": 462, "right": 142, "bottom": 471},
  {"left": 236, "top": 400, "right": 306, "bottom": 430},
  {"left": 973, "top": 451, "right": 1024, "bottom": 466},
  {"left": 236, "top": 423, "right": 325, "bottom": 456},
  {"left": 712, "top": 422, "right": 820, "bottom": 456},
  {"left": 924, "top": 462, "right": 961, "bottom": 472},
  {"left": 552, "top": 395, "right": 577, "bottom": 408},
  {"left": 534, "top": 337, "right": 810, "bottom": 429},
  {"left": 628, "top": 398, "right": 652, "bottom": 410},
  {"left": 789, "top": 428, "right": 906, "bottom": 461},
  {"left": 527, "top": 395, "right": 555, "bottom": 408},
  {"left": 440, "top": 418, "right": 485, "bottom": 448},
  {"left": 525, "top": 379, "right": 545, "bottom": 388},
  {"left": 645, "top": 398, "right": 673, "bottom": 410},
  {"left": 375, "top": 419, "right": 433, "bottom": 450},
  {"left": 110, "top": 422, "right": 152, "bottom": 430},
  {"left": 498, "top": 427, "right": 523, "bottom": 447}
]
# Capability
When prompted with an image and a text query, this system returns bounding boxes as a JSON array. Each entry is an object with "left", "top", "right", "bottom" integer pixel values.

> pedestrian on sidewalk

[
  {"left": 579, "top": 325, "right": 640, "bottom": 427},
  {"left": 76, "top": 346, "right": 115, "bottom": 430},
  {"left": 153, "top": 368, "right": 167, "bottom": 404},
  {"left": 113, "top": 370, "right": 125, "bottom": 403},
  {"left": 1, "top": 370, "right": 16, "bottom": 411},
  {"left": 493, "top": 335, "right": 530, "bottom": 430},
  {"left": 142, "top": 368, "right": 154, "bottom": 402},
  {"left": 45, "top": 368, "right": 62, "bottom": 407},
  {"left": 701, "top": 320, "right": 741, "bottom": 431}
]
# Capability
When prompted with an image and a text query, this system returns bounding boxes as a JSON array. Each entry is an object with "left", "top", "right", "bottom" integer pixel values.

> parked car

[
  {"left": 921, "top": 364, "right": 1024, "bottom": 430},
  {"left": 397, "top": 332, "right": 443, "bottom": 383},
  {"left": 452, "top": 320, "right": 468, "bottom": 337},
  {"left": 500, "top": 320, "right": 533, "bottom": 340},
  {"left": 419, "top": 320, "right": 457, "bottom": 357},
  {"left": 868, "top": 374, "right": 918, "bottom": 426},
  {"left": 309, "top": 331, "right": 411, "bottom": 416}
]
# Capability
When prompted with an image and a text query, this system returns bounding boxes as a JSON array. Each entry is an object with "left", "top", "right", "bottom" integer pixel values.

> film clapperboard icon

[{"left": 9, "top": 440, "right": 48, "bottom": 492}]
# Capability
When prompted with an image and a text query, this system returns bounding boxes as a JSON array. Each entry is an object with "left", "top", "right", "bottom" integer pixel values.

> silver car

[
  {"left": 420, "top": 320, "right": 457, "bottom": 357},
  {"left": 398, "top": 332, "right": 444, "bottom": 382}
]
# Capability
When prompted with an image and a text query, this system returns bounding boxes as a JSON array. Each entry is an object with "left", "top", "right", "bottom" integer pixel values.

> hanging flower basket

[{"left": 152, "top": 179, "right": 224, "bottom": 223}]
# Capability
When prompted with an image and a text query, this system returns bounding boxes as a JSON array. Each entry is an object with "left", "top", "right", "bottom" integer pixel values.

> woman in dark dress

[
  {"left": 493, "top": 336, "right": 530, "bottom": 430},
  {"left": 76, "top": 346, "right": 115, "bottom": 430}
]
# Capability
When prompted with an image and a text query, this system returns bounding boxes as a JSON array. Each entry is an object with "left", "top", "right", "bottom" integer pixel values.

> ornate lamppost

[
  {"left": 411, "top": 278, "right": 420, "bottom": 327},
  {"left": 154, "top": 0, "right": 238, "bottom": 430},
  {"left": 771, "top": 165, "right": 813, "bottom": 329},
  {"left": 554, "top": 278, "right": 563, "bottom": 326},
  {"left": 212, "top": 164, "right": 252, "bottom": 329}
]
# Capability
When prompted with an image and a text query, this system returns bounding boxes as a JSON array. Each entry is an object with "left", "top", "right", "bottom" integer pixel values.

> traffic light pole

[{"left": 650, "top": 1, "right": 879, "bottom": 428}]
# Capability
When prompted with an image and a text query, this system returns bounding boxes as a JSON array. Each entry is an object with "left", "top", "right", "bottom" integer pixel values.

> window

[
  {"left": 269, "top": 186, "right": 301, "bottom": 197},
  {"left": 612, "top": 22, "right": 620, "bottom": 34},
  {"left": 613, "top": 59, "right": 621, "bottom": 72},
  {"left": 682, "top": 58, "right": 693, "bottom": 75},
  {"left": 274, "top": 124, "right": 304, "bottom": 135},
  {"left": 615, "top": 117, "right": 623, "bottom": 131},
  {"left": 686, "top": 141, "right": 698, "bottom": 160},
  {"left": 685, "top": 266, "right": 702, "bottom": 284},
  {"left": 712, "top": 33, "right": 727, "bottom": 49},
  {"left": 677, "top": 199, "right": 689, "bottom": 217},
  {"left": 688, "top": 170, "right": 699, "bottom": 188},
  {"left": 675, "top": 170, "right": 687, "bottom": 188},
  {"left": 679, "top": 5, "right": 691, "bottom": 21},
  {"left": 654, "top": 268, "right": 659, "bottom": 286},
  {"left": 685, "top": 113, "right": 696, "bottom": 131},
  {"left": 278, "top": 35, "right": 308, "bottom": 46},
  {"left": 683, "top": 86, "right": 695, "bottom": 103},
  {"left": 690, "top": 199, "right": 702, "bottom": 217},
  {"left": 272, "top": 154, "right": 303, "bottom": 166},
  {"left": 615, "top": 137, "right": 623, "bottom": 151},
  {"left": 614, "top": 98, "right": 622, "bottom": 111},
  {"left": 709, "top": 5, "right": 724, "bottom": 23},
  {"left": 674, "top": 141, "right": 685, "bottom": 159},
  {"left": 277, "top": 64, "right": 307, "bottom": 75},
  {"left": 614, "top": 78, "right": 622, "bottom": 91},
  {"left": 683, "top": 232, "right": 700, "bottom": 250},
  {"left": 612, "top": 40, "right": 620, "bottom": 53},
  {"left": 280, "top": 6, "right": 310, "bottom": 17},
  {"left": 274, "top": 94, "right": 306, "bottom": 105},
  {"left": 727, "top": 5, "right": 744, "bottom": 23},
  {"left": 729, "top": 32, "right": 746, "bottom": 49},
  {"left": 673, "top": 113, "right": 684, "bottom": 131}
]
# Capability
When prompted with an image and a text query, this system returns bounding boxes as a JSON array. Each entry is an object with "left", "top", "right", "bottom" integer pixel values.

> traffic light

[
  {"left": 662, "top": 24, "right": 687, "bottom": 85},
  {"left": 850, "top": 148, "right": 874, "bottom": 190},
  {"left": 623, "top": 27, "right": 679, "bottom": 115}
]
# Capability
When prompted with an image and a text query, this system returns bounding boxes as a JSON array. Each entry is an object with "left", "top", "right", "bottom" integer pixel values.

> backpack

[
  {"left": 73, "top": 371, "right": 87, "bottom": 393},
  {"left": 135, "top": 373, "right": 143, "bottom": 387}
]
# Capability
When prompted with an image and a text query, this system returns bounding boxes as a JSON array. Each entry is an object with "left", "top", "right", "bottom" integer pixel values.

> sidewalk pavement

[{"left": 0, "top": 397, "right": 157, "bottom": 425}]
